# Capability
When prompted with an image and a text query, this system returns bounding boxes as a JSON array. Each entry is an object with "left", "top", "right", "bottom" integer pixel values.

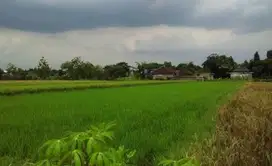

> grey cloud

[
  {"left": 132, "top": 49, "right": 209, "bottom": 65},
  {"left": 0, "top": 27, "right": 271, "bottom": 69},
  {"left": 4, "top": 0, "right": 272, "bottom": 33},
  {"left": 1, "top": 1, "right": 271, "bottom": 70},
  {"left": 0, "top": 0, "right": 197, "bottom": 32},
  {"left": 193, "top": 11, "right": 272, "bottom": 34},
  {"left": 192, "top": 0, "right": 272, "bottom": 33}
]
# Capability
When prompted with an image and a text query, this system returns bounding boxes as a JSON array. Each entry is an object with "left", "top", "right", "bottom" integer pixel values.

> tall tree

[
  {"left": 61, "top": 57, "right": 84, "bottom": 80},
  {"left": 254, "top": 51, "right": 261, "bottom": 62},
  {"left": 0, "top": 68, "right": 3, "bottom": 80},
  {"left": 37, "top": 57, "right": 51, "bottom": 79},
  {"left": 92, "top": 65, "right": 104, "bottom": 80},
  {"left": 116, "top": 62, "right": 130, "bottom": 77},
  {"left": 6, "top": 63, "right": 18, "bottom": 76},
  {"left": 135, "top": 62, "right": 163, "bottom": 79},
  {"left": 240, "top": 60, "right": 249, "bottom": 68},
  {"left": 163, "top": 61, "right": 172, "bottom": 67},
  {"left": 202, "top": 54, "right": 237, "bottom": 78},
  {"left": 80, "top": 61, "right": 94, "bottom": 79},
  {"left": 5, "top": 63, "right": 26, "bottom": 80},
  {"left": 103, "top": 65, "right": 117, "bottom": 80},
  {"left": 103, "top": 62, "right": 130, "bottom": 80},
  {"left": 135, "top": 62, "right": 146, "bottom": 79},
  {"left": 176, "top": 62, "right": 202, "bottom": 75},
  {"left": 267, "top": 50, "right": 272, "bottom": 59}
]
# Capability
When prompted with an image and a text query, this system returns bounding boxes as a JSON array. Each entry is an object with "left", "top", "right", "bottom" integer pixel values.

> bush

[{"left": 24, "top": 122, "right": 136, "bottom": 166}]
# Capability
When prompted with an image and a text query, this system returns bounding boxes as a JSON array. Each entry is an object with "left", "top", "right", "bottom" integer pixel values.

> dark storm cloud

[
  {"left": 0, "top": 0, "right": 271, "bottom": 33},
  {"left": 0, "top": 0, "right": 196, "bottom": 32}
]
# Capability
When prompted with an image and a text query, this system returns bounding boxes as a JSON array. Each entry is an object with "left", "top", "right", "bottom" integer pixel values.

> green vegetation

[
  {"left": 24, "top": 122, "right": 136, "bottom": 166},
  {"left": 0, "top": 81, "right": 243, "bottom": 165},
  {"left": 0, "top": 80, "right": 184, "bottom": 96},
  {"left": 1, "top": 50, "right": 271, "bottom": 81}
]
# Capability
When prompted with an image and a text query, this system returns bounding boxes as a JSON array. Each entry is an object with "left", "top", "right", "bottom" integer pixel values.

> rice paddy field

[
  {"left": 0, "top": 81, "right": 244, "bottom": 165},
  {"left": 0, "top": 80, "right": 183, "bottom": 95}
]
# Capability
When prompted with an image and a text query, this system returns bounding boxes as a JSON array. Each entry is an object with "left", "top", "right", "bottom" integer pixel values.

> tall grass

[
  {"left": 189, "top": 82, "right": 272, "bottom": 166},
  {"left": 0, "top": 81, "right": 243, "bottom": 165}
]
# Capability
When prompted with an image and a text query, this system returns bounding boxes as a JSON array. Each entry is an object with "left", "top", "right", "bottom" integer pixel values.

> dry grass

[{"left": 190, "top": 82, "right": 272, "bottom": 166}]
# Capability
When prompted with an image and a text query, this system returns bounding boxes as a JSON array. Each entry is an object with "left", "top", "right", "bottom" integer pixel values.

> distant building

[
  {"left": 230, "top": 67, "right": 253, "bottom": 79},
  {"left": 196, "top": 73, "right": 214, "bottom": 81},
  {"left": 151, "top": 67, "right": 180, "bottom": 80}
]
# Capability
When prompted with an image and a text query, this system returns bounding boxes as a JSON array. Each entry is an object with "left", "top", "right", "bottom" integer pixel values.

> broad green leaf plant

[
  {"left": 25, "top": 122, "right": 136, "bottom": 166},
  {"left": 23, "top": 121, "right": 200, "bottom": 166}
]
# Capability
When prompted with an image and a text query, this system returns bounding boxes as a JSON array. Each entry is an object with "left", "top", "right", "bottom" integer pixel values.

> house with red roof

[{"left": 151, "top": 67, "right": 180, "bottom": 80}]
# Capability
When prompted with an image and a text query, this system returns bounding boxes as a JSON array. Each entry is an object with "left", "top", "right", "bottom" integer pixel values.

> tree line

[{"left": 0, "top": 50, "right": 271, "bottom": 80}]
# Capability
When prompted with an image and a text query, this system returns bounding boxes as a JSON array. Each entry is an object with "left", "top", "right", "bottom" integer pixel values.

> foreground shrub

[{"left": 24, "top": 122, "right": 136, "bottom": 166}]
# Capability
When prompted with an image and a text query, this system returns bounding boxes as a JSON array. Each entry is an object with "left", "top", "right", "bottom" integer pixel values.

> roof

[
  {"left": 232, "top": 67, "right": 250, "bottom": 72},
  {"left": 152, "top": 67, "right": 178, "bottom": 75}
]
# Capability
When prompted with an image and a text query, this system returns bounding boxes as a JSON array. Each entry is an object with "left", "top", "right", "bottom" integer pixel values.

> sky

[{"left": 0, "top": 0, "right": 271, "bottom": 68}]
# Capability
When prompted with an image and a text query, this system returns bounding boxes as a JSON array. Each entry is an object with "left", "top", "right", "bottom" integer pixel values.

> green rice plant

[
  {"left": 25, "top": 122, "right": 136, "bottom": 166},
  {"left": 0, "top": 81, "right": 244, "bottom": 165},
  {"left": 0, "top": 80, "right": 185, "bottom": 96}
]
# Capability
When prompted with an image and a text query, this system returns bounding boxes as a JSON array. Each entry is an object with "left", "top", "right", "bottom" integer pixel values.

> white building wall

[
  {"left": 153, "top": 74, "right": 173, "bottom": 80},
  {"left": 230, "top": 72, "right": 252, "bottom": 79}
]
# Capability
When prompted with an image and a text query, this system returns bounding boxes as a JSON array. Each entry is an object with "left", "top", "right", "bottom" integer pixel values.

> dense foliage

[
  {"left": 202, "top": 54, "right": 237, "bottom": 78},
  {"left": 0, "top": 50, "right": 271, "bottom": 80}
]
